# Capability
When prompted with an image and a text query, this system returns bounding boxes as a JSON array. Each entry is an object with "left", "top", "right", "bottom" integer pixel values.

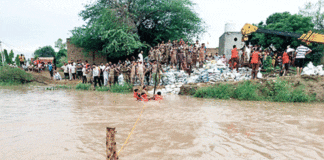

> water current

[{"left": 0, "top": 87, "right": 324, "bottom": 159}]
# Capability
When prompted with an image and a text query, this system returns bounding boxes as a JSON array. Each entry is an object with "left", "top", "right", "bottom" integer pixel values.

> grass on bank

[
  {"left": 61, "top": 82, "right": 133, "bottom": 93},
  {"left": 76, "top": 83, "right": 92, "bottom": 90},
  {"left": 46, "top": 85, "right": 74, "bottom": 90},
  {"left": 0, "top": 66, "right": 33, "bottom": 85},
  {"left": 194, "top": 78, "right": 316, "bottom": 103}
]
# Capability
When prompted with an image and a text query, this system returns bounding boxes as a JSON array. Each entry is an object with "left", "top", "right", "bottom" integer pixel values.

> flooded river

[{"left": 1, "top": 87, "right": 324, "bottom": 160}]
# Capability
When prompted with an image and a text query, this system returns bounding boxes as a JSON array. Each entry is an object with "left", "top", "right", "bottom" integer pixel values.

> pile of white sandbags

[
  {"left": 122, "top": 60, "right": 261, "bottom": 93},
  {"left": 301, "top": 62, "right": 324, "bottom": 76}
]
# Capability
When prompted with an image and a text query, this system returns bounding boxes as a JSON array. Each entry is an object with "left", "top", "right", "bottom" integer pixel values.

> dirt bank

[{"left": 29, "top": 71, "right": 82, "bottom": 86}]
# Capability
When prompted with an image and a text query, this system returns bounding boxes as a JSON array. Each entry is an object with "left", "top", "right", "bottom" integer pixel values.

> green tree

[
  {"left": 55, "top": 49, "right": 67, "bottom": 61},
  {"left": 57, "top": 56, "right": 68, "bottom": 68},
  {"left": 0, "top": 51, "right": 2, "bottom": 66},
  {"left": 299, "top": 0, "right": 324, "bottom": 31},
  {"left": 3, "top": 49, "right": 13, "bottom": 64},
  {"left": 54, "top": 38, "right": 67, "bottom": 50},
  {"left": 250, "top": 12, "right": 314, "bottom": 51},
  {"left": 70, "top": 0, "right": 206, "bottom": 60},
  {"left": 34, "top": 46, "right": 56, "bottom": 57},
  {"left": 9, "top": 50, "right": 14, "bottom": 63},
  {"left": 15, "top": 54, "right": 20, "bottom": 66}
]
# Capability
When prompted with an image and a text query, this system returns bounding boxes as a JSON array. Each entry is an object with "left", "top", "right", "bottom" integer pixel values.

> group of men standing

[
  {"left": 230, "top": 43, "right": 312, "bottom": 79},
  {"left": 144, "top": 39, "right": 211, "bottom": 76},
  {"left": 58, "top": 39, "right": 214, "bottom": 88}
]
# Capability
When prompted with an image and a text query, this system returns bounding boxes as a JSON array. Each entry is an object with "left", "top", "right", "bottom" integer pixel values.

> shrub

[
  {"left": 232, "top": 81, "right": 262, "bottom": 101},
  {"left": 192, "top": 78, "right": 315, "bottom": 103},
  {"left": 96, "top": 86, "right": 109, "bottom": 92},
  {"left": 75, "top": 83, "right": 91, "bottom": 90},
  {"left": 194, "top": 84, "right": 233, "bottom": 99},
  {"left": 109, "top": 83, "right": 133, "bottom": 93},
  {"left": 270, "top": 78, "right": 314, "bottom": 102},
  {"left": 0, "top": 66, "right": 33, "bottom": 85}
]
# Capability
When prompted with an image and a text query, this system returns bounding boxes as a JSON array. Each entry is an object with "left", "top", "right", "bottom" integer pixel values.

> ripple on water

[{"left": 0, "top": 87, "right": 324, "bottom": 159}]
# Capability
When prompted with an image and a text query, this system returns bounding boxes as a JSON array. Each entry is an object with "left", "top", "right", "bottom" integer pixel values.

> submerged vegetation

[{"left": 194, "top": 78, "right": 316, "bottom": 102}]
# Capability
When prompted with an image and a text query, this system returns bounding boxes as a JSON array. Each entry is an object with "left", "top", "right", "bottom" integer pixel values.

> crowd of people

[
  {"left": 56, "top": 39, "right": 228, "bottom": 88},
  {"left": 21, "top": 38, "right": 312, "bottom": 86},
  {"left": 229, "top": 43, "right": 312, "bottom": 79}
]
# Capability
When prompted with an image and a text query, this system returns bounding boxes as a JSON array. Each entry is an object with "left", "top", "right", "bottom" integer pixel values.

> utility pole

[{"left": 0, "top": 41, "right": 5, "bottom": 66}]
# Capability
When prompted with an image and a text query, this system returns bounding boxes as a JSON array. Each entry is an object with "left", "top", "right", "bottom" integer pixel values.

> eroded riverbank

[{"left": 1, "top": 87, "right": 324, "bottom": 159}]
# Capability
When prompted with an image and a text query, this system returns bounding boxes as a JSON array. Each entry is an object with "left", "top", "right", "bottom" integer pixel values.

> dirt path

[{"left": 29, "top": 71, "right": 81, "bottom": 86}]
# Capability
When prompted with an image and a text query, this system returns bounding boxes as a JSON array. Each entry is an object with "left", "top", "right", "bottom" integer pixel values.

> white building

[{"left": 219, "top": 23, "right": 245, "bottom": 60}]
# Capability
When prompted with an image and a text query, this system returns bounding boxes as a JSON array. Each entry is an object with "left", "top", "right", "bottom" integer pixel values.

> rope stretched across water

[{"left": 115, "top": 103, "right": 146, "bottom": 158}]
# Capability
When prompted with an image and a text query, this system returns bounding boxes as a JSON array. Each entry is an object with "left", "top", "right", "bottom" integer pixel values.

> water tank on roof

[{"left": 225, "top": 22, "right": 237, "bottom": 32}]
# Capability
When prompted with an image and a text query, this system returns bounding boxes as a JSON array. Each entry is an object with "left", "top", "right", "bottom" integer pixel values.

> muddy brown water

[{"left": 1, "top": 87, "right": 324, "bottom": 160}]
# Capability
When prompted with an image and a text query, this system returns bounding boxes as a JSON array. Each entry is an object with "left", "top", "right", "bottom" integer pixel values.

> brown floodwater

[{"left": 1, "top": 87, "right": 324, "bottom": 160}]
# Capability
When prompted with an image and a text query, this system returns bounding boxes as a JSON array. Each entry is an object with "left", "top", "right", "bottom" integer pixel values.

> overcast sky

[{"left": 0, "top": 0, "right": 317, "bottom": 59}]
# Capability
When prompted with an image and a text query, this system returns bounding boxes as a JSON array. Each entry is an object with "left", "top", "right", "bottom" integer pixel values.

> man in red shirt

[
  {"left": 231, "top": 45, "right": 239, "bottom": 72},
  {"left": 250, "top": 48, "right": 261, "bottom": 79},
  {"left": 85, "top": 60, "right": 90, "bottom": 69},
  {"left": 281, "top": 51, "right": 290, "bottom": 76}
]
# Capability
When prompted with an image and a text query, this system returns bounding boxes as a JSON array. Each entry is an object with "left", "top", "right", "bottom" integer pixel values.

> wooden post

[{"left": 107, "top": 127, "right": 118, "bottom": 160}]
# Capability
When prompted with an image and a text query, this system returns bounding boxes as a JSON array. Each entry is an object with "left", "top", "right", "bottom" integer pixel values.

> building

[
  {"left": 67, "top": 38, "right": 107, "bottom": 64},
  {"left": 219, "top": 23, "right": 244, "bottom": 60},
  {"left": 31, "top": 57, "right": 54, "bottom": 64}
]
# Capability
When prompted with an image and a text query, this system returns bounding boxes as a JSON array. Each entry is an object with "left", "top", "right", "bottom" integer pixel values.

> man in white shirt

[
  {"left": 137, "top": 61, "right": 145, "bottom": 86},
  {"left": 67, "top": 62, "right": 72, "bottom": 81},
  {"left": 82, "top": 66, "right": 87, "bottom": 83},
  {"left": 138, "top": 51, "right": 144, "bottom": 63},
  {"left": 194, "top": 40, "right": 200, "bottom": 49},
  {"left": 295, "top": 44, "right": 312, "bottom": 76},
  {"left": 54, "top": 71, "right": 62, "bottom": 81},
  {"left": 103, "top": 63, "right": 109, "bottom": 86},
  {"left": 220, "top": 55, "right": 227, "bottom": 65},
  {"left": 214, "top": 53, "right": 220, "bottom": 61},
  {"left": 61, "top": 63, "right": 69, "bottom": 80},
  {"left": 72, "top": 60, "right": 76, "bottom": 67},
  {"left": 71, "top": 63, "right": 76, "bottom": 80},
  {"left": 92, "top": 64, "right": 101, "bottom": 88}
]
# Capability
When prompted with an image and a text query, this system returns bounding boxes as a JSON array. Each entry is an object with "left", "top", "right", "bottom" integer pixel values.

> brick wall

[
  {"left": 67, "top": 38, "right": 107, "bottom": 65},
  {"left": 206, "top": 48, "right": 219, "bottom": 56}
]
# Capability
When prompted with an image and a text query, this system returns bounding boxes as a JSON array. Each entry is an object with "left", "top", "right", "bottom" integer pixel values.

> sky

[{"left": 0, "top": 0, "right": 318, "bottom": 59}]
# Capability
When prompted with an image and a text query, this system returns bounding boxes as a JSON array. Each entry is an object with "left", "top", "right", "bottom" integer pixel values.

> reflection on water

[{"left": 0, "top": 87, "right": 324, "bottom": 160}]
